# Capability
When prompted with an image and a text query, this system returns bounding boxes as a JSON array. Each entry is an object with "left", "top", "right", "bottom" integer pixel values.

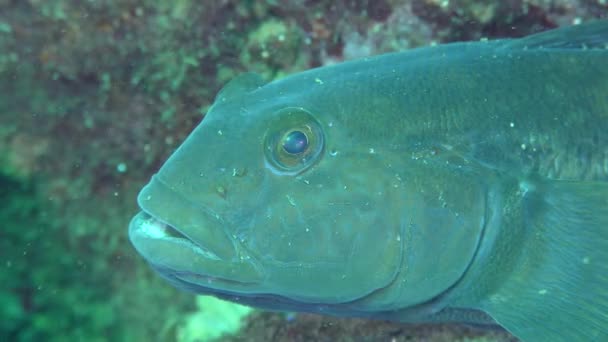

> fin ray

[
  {"left": 501, "top": 20, "right": 608, "bottom": 50},
  {"left": 482, "top": 180, "right": 608, "bottom": 341},
  {"left": 215, "top": 72, "right": 265, "bottom": 102}
]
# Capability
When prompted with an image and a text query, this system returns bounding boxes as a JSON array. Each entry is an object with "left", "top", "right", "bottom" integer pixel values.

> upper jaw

[
  {"left": 129, "top": 171, "right": 266, "bottom": 287},
  {"left": 135, "top": 174, "right": 240, "bottom": 261}
]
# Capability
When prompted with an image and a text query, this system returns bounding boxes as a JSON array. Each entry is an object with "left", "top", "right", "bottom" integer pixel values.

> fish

[{"left": 128, "top": 21, "right": 608, "bottom": 341}]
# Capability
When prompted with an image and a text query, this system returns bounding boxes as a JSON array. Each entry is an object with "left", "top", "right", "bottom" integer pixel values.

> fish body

[{"left": 129, "top": 22, "right": 608, "bottom": 341}]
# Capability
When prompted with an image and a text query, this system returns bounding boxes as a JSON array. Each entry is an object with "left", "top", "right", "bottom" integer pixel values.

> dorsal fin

[
  {"left": 500, "top": 20, "right": 608, "bottom": 50},
  {"left": 215, "top": 72, "right": 266, "bottom": 102}
]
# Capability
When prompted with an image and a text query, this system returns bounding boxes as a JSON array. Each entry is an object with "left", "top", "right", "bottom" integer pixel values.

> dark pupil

[{"left": 282, "top": 130, "right": 308, "bottom": 154}]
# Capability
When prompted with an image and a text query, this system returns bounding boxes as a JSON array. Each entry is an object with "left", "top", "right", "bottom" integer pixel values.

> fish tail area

[{"left": 482, "top": 180, "right": 608, "bottom": 341}]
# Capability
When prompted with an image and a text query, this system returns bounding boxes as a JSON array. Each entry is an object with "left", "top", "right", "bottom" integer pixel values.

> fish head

[{"left": 129, "top": 71, "right": 487, "bottom": 314}]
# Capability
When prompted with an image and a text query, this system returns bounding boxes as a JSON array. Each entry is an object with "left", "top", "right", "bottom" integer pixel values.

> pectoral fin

[{"left": 482, "top": 180, "right": 608, "bottom": 341}]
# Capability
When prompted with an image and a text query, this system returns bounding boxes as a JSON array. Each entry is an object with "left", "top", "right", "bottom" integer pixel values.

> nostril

[
  {"left": 216, "top": 185, "right": 227, "bottom": 199},
  {"left": 231, "top": 167, "right": 247, "bottom": 177}
]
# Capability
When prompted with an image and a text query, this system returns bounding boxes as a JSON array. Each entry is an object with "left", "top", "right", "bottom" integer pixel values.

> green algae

[{"left": 178, "top": 296, "right": 253, "bottom": 341}]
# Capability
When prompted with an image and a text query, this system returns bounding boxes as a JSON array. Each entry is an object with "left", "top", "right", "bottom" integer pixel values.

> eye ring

[{"left": 264, "top": 107, "right": 324, "bottom": 175}]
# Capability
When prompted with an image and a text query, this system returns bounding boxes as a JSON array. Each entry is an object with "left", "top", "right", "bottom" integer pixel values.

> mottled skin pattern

[{"left": 130, "top": 22, "right": 608, "bottom": 341}]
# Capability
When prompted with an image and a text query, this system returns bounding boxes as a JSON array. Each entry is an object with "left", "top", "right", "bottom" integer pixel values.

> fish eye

[
  {"left": 264, "top": 107, "right": 324, "bottom": 175},
  {"left": 281, "top": 130, "right": 309, "bottom": 155}
]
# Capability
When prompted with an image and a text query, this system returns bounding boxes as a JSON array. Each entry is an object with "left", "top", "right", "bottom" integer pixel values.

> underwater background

[{"left": 1, "top": 1, "right": 606, "bottom": 341}]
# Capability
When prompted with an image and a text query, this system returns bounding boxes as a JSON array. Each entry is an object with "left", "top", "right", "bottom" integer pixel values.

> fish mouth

[
  {"left": 129, "top": 211, "right": 222, "bottom": 261},
  {"left": 128, "top": 211, "right": 264, "bottom": 288},
  {"left": 128, "top": 174, "right": 264, "bottom": 290}
]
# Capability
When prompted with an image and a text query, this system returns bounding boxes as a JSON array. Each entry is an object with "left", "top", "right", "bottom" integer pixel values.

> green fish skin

[{"left": 129, "top": 21, "right": 608, "bottom": 342}]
